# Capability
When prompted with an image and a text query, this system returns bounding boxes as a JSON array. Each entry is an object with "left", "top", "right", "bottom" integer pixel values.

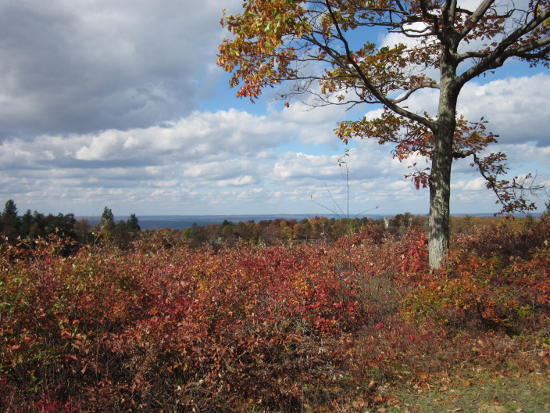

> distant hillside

[
  {"left": 76, "top": 212, "right": 518, "bottom": 230},
  {"left": 77, "top": 214, "right": 385, "bottom": 230}
]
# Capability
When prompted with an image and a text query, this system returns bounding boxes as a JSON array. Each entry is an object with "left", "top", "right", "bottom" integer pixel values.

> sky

[{"left": 0, "top": 0, "right": 548, "bottom": 217}]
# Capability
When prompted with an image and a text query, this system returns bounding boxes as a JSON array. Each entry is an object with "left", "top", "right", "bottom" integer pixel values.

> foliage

[
  {"left": 182, "top": 216, "right": 388, "bottom": 247},
  {"left": 1, "top": 216, "right": 548, "bottom": 411},
  {"left": 0, "top": 200, "right": 141, "bottom": 250},
  {"left": 405, "top": 217, "right": 550, "bottom": 334},
  {"left": 218, "top": 0, "right": 549, "bottom": 267},
  {"left": 1, "top": 234, "right": 368, "bottom": 411},
  {"left": 455, "top": 215, "right": 550, "bottom": 260}
]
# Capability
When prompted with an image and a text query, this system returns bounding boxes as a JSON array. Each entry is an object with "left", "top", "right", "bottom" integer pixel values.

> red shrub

[
  {"left": 1, "top": 219, "right": 547, "bottom": 411},
  {"left": 404, "top": 247, "right": 550, "bottom": 333},
  {"left": 455, "top": 216, "right": 549, "bottom": 260},
  {"left": 1, "top": 237, "right": 372, "bottom": 411}
]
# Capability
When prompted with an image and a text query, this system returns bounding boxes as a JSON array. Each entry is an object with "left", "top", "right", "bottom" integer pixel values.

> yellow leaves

[{"left": 219, "top": 1, "right": 425, "bottom": 102}]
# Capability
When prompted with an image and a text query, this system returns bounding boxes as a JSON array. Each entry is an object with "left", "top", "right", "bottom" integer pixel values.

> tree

[
  {"left": 1, "top": 200, "right": 19, "bottom": 240},
  {"left": 99, "top": 207, "right": 116, "bottom": 237},
  {"left": 3, "top": 199, "right": 17, "bottom": 218},
  {"left": 218, "top": 0, "right": 549, "bottom": 268},
  {"left": 19, "top": 209, "right": 34, "bottom": 237},
  {"left": 74, "top": 219, "right": 93, "bottom": 244},
  {"left": 127, "top": 214, "right": 141, "bottom": 233}
]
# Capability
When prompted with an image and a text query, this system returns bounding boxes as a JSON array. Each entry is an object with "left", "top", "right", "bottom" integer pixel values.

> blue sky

[{"left": 0, "top": 0, "right": 548, "bottom": 217}]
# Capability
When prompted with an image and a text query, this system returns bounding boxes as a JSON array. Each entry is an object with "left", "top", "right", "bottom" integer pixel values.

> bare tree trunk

[
  {"left": 428, "top": 126, "right": 453, "bottom": 268},
  {"left": 429, "top": 62, "right": 458, "bottom": 268}
]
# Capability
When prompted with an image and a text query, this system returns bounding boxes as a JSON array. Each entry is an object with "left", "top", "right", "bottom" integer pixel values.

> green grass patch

[{"left": 383, "top": 370, "right": 550, "bottom": 413}]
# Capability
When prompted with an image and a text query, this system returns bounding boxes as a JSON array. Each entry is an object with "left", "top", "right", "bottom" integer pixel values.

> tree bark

[
  {"left": 429, "top": 61, "right": 458, "bottom": 268},
  {"left": 428, "top": 124, "right": 454, "bottom": 268}
]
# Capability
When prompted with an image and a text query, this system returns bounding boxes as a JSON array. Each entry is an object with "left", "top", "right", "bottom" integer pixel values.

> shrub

[
  {"left": 455, "top": 216, "right": 549, "bottom": 260},
  {"left": 404, "top": 247, "right": 550, "bottom": 334},
  {"left": 1, "top": 218, "right": 547, "bottom": 411},
  {"left": 1, "top": 237, "right": 372, "bottom": 411}
]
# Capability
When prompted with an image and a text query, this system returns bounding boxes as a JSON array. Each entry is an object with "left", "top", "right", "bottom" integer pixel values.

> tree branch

[
  {"left": 457, "top": 8, "right": 550, "bottom": 86},
  {"left": 459, "top": 0, "right": 495, "bottom": 39},
  {"left": 472, "top": 153, "right": 543, "bottom": 214},
  {"left": 324, "top": 0, "right": 436, "bottom": 131},
  {"left": 420, "top": 0, "right": 442, "bottom": 40},
  {"left": 390, "top": 81, "right": 440, "bottom": 104},
  {"left": 442, "top": 0, "right": 458, "bottom": 28},
  {"left": 513, "top": 35, "right": 550, "bottom": 55}
]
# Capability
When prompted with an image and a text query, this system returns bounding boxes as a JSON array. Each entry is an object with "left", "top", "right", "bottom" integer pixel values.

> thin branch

[
  {"left": 390, "top": 81, "right": 440, "bottom": 104},
  {"left": 459, "top": 0, "right": 495, "bottom": 39},
  {"left": 324, "top": 0, "right": 437, "bottom": 131},
  {"left": 442, "top": 0, "right": 458, "bottom": 30},
  {"left": 420, "top": 0, "right": 442, "bottom": 39},
  {"left": 512, "top": 35, "right": 550, "bottom": 55},
  {"left": 472, "top": 153, "right": 544, "bottom": 214},
  {"left": 457, "top": 8, "right": 550, "bottom": 86}
]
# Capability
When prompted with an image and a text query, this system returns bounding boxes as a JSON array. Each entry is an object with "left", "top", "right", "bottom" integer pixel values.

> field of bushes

[{"left": 1, "top": 216, "right": 549, "bottom": 412}]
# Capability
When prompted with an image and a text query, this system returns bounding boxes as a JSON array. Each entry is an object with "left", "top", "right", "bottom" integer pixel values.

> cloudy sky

[{"left": 0, "top": 0, "right": 548, "bottom": 217}]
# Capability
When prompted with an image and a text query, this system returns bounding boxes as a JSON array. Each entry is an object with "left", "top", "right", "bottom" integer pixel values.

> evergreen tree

[
  {"left": 20, "top": 209, "right": 33, "bottom": 237},
  {"left": 114, "top": 220, "right": 130, "bottom": 248},
  {"left": 99, "top": 207, "right": 116, "bottom": 236},
  {"left": 1, "top": 200, "right": 19, "bottom": 240},
  {"left": 3, "top": 199, "right": 17, "bottom": 218},
  {"left": 127, "top": 214, "right": 141, "bottom": 232},
  {"left": 31, "top": 211, "right": 46, "bottom": 238}
]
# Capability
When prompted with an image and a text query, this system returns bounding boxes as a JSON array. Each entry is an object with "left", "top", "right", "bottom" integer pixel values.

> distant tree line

[
  {"left": 181, "top": 213, "right": 425, "bottom": 247},
  {"left": 0, "top": 200, "right": 140, "bottom": 248},
  {"left": 7, "top": 197, "right": 532, "bottom": 251},
  {"left": 179, "top": 212, "right": 545, "bottom": 248},
  {"left": 0, "top": 199, "right": 432, "bottom": 249}
]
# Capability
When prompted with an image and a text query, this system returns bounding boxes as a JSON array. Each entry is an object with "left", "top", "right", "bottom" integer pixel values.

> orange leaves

[
  {"left": 218, "top": 0, "right": 308, "bottom": 100},
  {"left": 218, "top": 1, "right": 442, "bottom": 105},
  {"left": 405, "top": 217, "right": 550, "bottom": 334},
  {"left": 2, "top": 217, "right": 549, "bottom": 410},
  {"left": 335, "top": 108, "right": 407, "bottom": 145},
  {"left": 1, "top": 234, "right": 374, "bottom": 410}
]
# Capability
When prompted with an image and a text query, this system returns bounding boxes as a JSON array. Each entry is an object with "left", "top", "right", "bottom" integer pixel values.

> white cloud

[
  {"left": 389, "top": 180, "right": 411, "bottom": 191},
  {"left": 0, "top": 109, "right": 298, "bottom": 171},
  {"left": 3, "top": 96, "right": 546, "bottom": 216},
  {"left": 457, "top": 74, "right": 550, "bottom": 145},
  {"left": 361, "top": 74, "right": 550, "bottom": 146},
  {"left": 215, "top": 176, "right": 256, "bottom": 187},
  {"left": 0, "top": 0, "right": 242, "bottom": 139},
  {"left": 452, "top": 177, "right": 486, "bottom": 191},
  {"left": 273, "top": 153, "right": 342, "bottom": 180}
]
